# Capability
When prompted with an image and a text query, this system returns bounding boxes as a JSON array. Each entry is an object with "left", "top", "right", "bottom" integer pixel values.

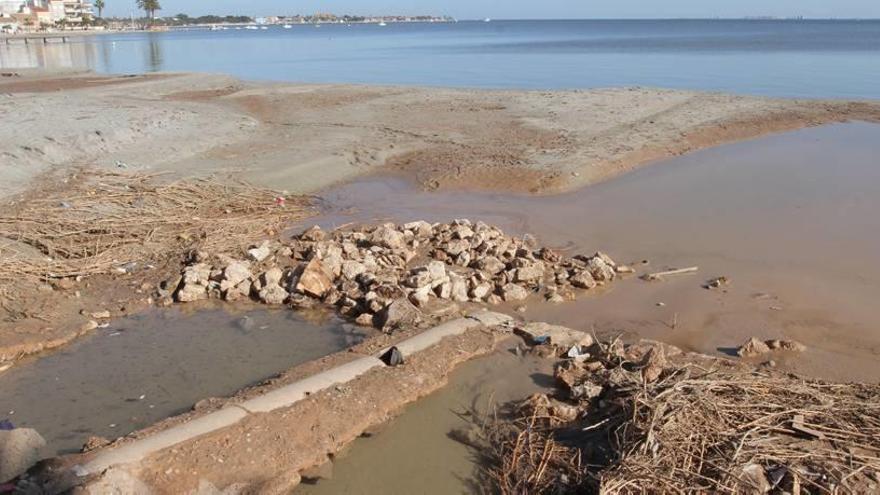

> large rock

[
  {"left": 294, "top": 259, "right": 333, "bottom": 298},
  {"left": 449, "top": 275, "right": 469, "bottom": 303},
  {"left": 247, "top": 241, "right": 272, "bottom": 262},
  {"left": 501, "top": 283, "right": 530, "bottom": 301},
  {"left": 222, "top": 261, "right": 252, "bottom": 287},
  {"left": 587, "top": 256, "right": 616, "bottom": 282},
  {"left": 176, "top": 263, "right": 212, "bottom": 302},
  {"left": 0, "top": 428, "right": 46, "bottom": 483},
  {"left": 259, "top": 284, "right": 288, "bottom": 305},
  {"left": 403, "top": 220, "right": 433, "bottom": 237},
  {"left": 378, "top": 298, "right": 422, "bottom": 332},
  {"left": 515, "top": 322, "right": 594, "bottom": 349},
  {"left": 340, "top": 260, "right": 366, "bottom": 280},
  {"left": 475, "top": 256, "right": 506, "bottom": 275},
  {"left": 514, "top": 260, "right": 545, "bottom": 283},
  {"left": 262, "top": 267, "right": 284, "bottom": 286},
  {"left": 570, "top": 270, "right": 597, "bottom": 289},
  {"left": 737, "top": 337, "right": 771, "bottom": 357},
  {"left": 371, "top": 225, "right": 406, "bottom": 250},
  {"left": 445, "top": 239, "right": 470, "bottom": 257}
]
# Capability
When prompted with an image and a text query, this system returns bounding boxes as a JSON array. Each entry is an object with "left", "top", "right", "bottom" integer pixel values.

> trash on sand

[
  {"left": 640, "top": 266, "right": 699, "bottom": 281},
  {"left": 59, "top": 201, "right": 71, "bottom": 209},
  {"left": 380, "top": 346, "right": 405, "bottom": 366},
  {"left": 566, "top": 345, "right": 590, "bottom": 361},
  {"left": 274, "top": 196, "right": 286, "bottom": 207},
  {"left": 115, "top": 160, "right": 128, "bottom": 169},
  {"left": 704, "top": 276, "right": 730, "bottom": 289},
  {"left": 0, "top": 420, "right": 12, "bottom": 431},
  {"left": 532, "top": 335, "right": 551, "bottom": 345}
]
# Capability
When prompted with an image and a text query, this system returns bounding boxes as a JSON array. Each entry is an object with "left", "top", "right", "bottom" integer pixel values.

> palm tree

[
  {"left": 136, "top": 0, "right": 161, "bottom": 22},
  {"left": 94, "top": 0, "right": 105, "bottom": 18}
]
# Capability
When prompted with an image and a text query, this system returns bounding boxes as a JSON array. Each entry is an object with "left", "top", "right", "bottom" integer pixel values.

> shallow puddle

[
  {"left": 308, "top": 122, "right": 880, "bottom": 382},
  {"left": 297, "top": 342, "right": 553, "bottom": 495},
  {"left": 0, "top": 306, "right": 357, "bottom": 455}
]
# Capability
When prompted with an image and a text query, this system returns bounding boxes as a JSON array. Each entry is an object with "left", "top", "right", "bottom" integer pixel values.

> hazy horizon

[{"left": 104, "top": 0, "right": 880, "bottom": 20}]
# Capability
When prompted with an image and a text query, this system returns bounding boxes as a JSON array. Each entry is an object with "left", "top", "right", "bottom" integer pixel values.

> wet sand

[
  {"left": 3, "top": 71, "right": 880, "bottom": 200},
  {"left": 308, "top": 122, "right": 880, "bottom": 382},
  {"left": 0, "top": 306, "right": 358, "bottom": 455}
]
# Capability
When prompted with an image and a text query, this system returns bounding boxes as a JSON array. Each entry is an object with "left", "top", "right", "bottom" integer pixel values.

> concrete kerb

[{"left": 76, "top": 311, "right": 514, "bottom": 477}]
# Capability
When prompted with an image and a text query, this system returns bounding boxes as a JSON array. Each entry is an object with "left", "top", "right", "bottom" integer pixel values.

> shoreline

[
  {"left": 2, "top": 71, "right": 880, "bottom": 365},
  {"left": 3, "top": 71, "right": 880, "bottom": 200}
]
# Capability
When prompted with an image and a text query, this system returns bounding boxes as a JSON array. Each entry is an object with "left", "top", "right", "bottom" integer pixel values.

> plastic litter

[
  {"left": 0, "top": 419, "right": 13, "bottom": 431},
  {"left": 380, "top": 346, "right": 405, "bottom": 366}
]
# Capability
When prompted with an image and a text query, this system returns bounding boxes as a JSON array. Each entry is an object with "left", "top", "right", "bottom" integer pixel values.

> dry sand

[{"left": 3, "top": 71, "right": 879, "bottom": 200}]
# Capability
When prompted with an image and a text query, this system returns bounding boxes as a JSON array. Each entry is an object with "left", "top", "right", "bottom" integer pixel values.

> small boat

[
  {"left": 259, "top": 26, "right": 268, "bottom": 30},
  {"left": 378, "top": 21, "right": 387, "bottom": 26},
  {"left": 283, "top": 24, "right": 292, "bottom": 29},
  {"left": 244, "top": 25, "right": 258, "bottom": 30},
  {"left": 484, "top": 18, "right": 492, "bottom": 23}
]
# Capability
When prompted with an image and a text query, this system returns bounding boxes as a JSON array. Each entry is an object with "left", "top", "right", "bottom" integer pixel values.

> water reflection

[
  {"left": 0, "top": 38, "right": 98, "bottom": 70},
  {"left": 146, "top": 32, "right": 162, "bottom": 71}
]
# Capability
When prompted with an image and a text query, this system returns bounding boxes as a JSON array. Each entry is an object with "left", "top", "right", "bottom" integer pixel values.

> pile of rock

[{"left": 169, "top": 220, "right": 629, "bottom": 331}]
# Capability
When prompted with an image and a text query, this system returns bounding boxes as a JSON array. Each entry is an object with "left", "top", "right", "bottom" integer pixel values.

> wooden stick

[{"left": 641, "top": 266, "right": 699, "bottom": 281}]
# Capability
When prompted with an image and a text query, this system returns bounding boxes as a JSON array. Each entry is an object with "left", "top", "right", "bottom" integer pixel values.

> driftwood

[
  {"left": 0, "top": 168, "right": 313, "bottom": 283},
  {"left": 640, "top": 266, "right": 699, "bottom": 281},
  {"left": 480, "top": 340, "right": 880, "bottom": 494}
]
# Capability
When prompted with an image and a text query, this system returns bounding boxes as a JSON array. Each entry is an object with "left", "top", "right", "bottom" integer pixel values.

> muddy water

[
  {"left": 297, "top": 342, "right": 553, "bottom": 495},
  {"left": 0, "top": 306, "right": 358, "bottom": 455},
  {"left": 309, "top": 122, "right": 880, "bottom": 382}
]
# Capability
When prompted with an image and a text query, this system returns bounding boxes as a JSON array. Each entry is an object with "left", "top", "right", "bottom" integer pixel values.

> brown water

[
  {"left": 0, "top": 306, "right": 360, "bottom": 455},
  {"left": 309, "top": 122, "right": 880, "bottom": 382},
  {"left": 296, "top": 343, "right": 553, "bottom": 495},
  {"left": 292, "top": 122, "right": 880, "bottom": 494}
]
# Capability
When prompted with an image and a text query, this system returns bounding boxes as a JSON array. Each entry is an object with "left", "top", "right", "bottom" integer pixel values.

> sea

[{"left": 2, "top": 19, "right": 879, "bottom": 98}]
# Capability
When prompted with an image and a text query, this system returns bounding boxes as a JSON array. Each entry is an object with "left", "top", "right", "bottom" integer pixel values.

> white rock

[
  {"left": 247, "top": 241, "right": 272, "bottom": 262},
  {"left": 501, "top": 283, "right": 530, "bottom": 301},
  {"left": 0, "top": 428, "right": 46, "bottom": 483}
]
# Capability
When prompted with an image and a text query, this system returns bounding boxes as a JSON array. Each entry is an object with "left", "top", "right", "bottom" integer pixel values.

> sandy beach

[
  {"left": 3, "top": 70, "right": 880, "bottom": 493},
  {"left": 3, "top": 71, "right": 879, "bottom": 200}
]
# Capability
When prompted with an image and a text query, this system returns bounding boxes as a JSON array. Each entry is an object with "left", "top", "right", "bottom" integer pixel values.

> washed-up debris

[
  {"left": 703, "top": 276, "right": 730, "bottom": 289},
  {"left": 170, "top": 221, "right": 619, "bottom": 331},
  {"left": 380, "top": 346, "right": 404, "bottom": 366},
  {"left": 480, "top": 334, "right": 880, "bottom": 494},
  {"left": 640, "top": 266, "right": 699, "bottom": 281}
]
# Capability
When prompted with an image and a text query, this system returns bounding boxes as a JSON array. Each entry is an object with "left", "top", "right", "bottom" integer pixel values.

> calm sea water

[{"left": 2, "top": 20, "right": 879, "bottom": 98}]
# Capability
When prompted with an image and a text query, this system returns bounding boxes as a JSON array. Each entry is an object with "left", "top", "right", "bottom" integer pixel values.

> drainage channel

[{"left": 0, "top": 306, "right": 364, "bottom": 456}]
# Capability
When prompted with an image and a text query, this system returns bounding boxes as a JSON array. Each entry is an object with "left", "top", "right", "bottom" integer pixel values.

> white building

[{"left": 0, "top": 0, "right": 24, "bottom": 16}]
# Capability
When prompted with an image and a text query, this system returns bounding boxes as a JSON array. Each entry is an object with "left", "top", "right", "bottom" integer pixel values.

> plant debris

[{"left": 480, "top": 337, "right": 880, "bottom": 494}]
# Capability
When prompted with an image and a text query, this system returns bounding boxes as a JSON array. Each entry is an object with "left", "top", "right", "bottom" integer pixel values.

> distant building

[{"left": 0, "top": 0, "right": 24, "bottom": 15}]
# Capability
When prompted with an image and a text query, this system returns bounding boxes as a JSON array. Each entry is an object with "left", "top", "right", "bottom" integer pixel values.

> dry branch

[
  {"left": 481, "top": 341, "right": 880, "bottom": 494},
  {"left": 0, "top": 169, "right": 313, "bottom": 283}
]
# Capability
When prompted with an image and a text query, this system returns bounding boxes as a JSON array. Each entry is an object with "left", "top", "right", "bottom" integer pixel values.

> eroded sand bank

[{"left": 3, "top": 71, "right": 879, "bottom": 199}]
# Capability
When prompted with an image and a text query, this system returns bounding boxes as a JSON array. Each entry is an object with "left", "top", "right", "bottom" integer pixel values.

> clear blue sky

[{"left": 105, "top": 0, "right": 880, "bottom": 19}]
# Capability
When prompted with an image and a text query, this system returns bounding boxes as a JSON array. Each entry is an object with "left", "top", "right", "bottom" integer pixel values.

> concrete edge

[{"left": 76, "top": 312, "right": 514, "bottom": 477}]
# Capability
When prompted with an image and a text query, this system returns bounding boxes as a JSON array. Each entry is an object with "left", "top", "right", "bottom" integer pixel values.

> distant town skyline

[{"left": 104, "top": 0, "right": 880, "bottom": 19}]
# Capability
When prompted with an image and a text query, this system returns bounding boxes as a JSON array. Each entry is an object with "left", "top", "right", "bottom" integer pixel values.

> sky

[{"left": 105, "top": 0, "right": 880, "bottom": 19}]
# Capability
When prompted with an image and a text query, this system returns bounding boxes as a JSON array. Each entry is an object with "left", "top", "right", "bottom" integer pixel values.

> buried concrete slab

[
  {"left": 69, "top": 314, "right": 514, "bottom": 483},
  {"left": 239, "top": 356, "right": 385, "bottom": 414},
  {"left": 81, "top": 406, "right": 249, "bottom": 474}
]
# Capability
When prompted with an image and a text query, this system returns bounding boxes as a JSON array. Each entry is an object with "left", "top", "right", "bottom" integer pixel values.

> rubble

[
  {"left": 170, "top": 221, "right": 619, "bottom": 330},
  {"left": 738, "top": 337, "right": 806, "bottom": 357}
]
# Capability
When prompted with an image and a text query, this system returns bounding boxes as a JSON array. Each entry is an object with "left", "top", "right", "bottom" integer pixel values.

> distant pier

[{"left": 2, "top": 34, "right": 71, "bottom": 45}]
